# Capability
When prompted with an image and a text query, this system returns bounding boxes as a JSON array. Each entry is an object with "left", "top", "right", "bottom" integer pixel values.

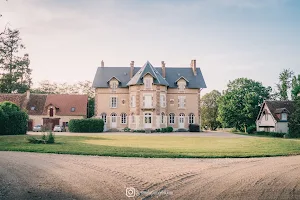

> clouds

[{"left": 0, "top": 0, "right": 299, "bottom": 92}]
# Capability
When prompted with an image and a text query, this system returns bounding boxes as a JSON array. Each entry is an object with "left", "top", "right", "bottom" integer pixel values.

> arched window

[
  {"left": 121, "top": 113, "right": 127, "bottom": 124},
  {"left": 169, "top": 113, "right": 175, "bottom": 124},
  {"left": 189, "top": 113, "right": 195, "bottom": 124},
  {"left": 100, "top": 113, "right": 107, "bottom": 123},
  {"left": 161, "top": 112, "right": 165, "bottom": 124}
]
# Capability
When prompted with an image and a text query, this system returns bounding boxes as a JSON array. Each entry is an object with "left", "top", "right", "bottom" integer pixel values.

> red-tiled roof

[
  {"left": 0, "top": 94, "right": 26, "bottom": 109},
  {"left": 44, "top": 94, "right": 88, "bottom": 116},
  {"left": 0, "top": 93, "right": 88, "bottom": 116}
]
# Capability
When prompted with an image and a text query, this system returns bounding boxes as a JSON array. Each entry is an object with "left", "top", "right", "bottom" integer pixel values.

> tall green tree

[
  {"left": 276, "top": 69, "right": 294, "bottom": 100},
  {"left": 217, "top": 78, "right": 271, "bottom": 132},
  {"left": 291, "top": 74, "right": 300, "bottom": 100},
  {"left": 0, "top": 28, "right": 32, "bottom": 93},
  {"left": 201, "top": 90, "right": 221, "bottom": 130},
  {"left": 288, "top": 96, "right": 300, "bottom": 138}
]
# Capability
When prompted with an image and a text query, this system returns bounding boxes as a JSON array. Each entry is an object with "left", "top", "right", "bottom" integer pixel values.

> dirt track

[{"left": 1, "top": 152, "right": 300, "bottom": 200}]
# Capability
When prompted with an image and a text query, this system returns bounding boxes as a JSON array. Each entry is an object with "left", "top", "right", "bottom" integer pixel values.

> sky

[{"left": 0, "top": 0, "right": 300, "bottom": 94}]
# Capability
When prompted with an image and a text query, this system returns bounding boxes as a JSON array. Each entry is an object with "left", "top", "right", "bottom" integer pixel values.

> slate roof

[
  {"left": 127, "top": 61, "right": 169, "bottom": 86},
  {"left": 92, "top": 61, "right": 206, "bottom": 89},
  {"left": 264, "top": 101, "right": 295, "bottom": 121}
]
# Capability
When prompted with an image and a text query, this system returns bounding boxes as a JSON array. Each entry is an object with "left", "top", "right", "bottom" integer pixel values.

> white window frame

[
  {"left": 143, "top": 93, "right": 153, "bottom": 108},
  {"left": 178, "top": 83, "right": 185, "bottom": 92},
  {"left": 160, "top": 93, "right": 166, "bottom": 108},
  {"left": 110, "top": 97, "right": 117, "bottom": 108},
  {"left": 130, "top": 95, "right": 136, "bottom": 108},
  {"left": 178, "top": 96, "right": 186, "bottom": 109},
  {"left": 121, "top": 113, "right": 127, "bottom": 124},
  {"left": 169, "top": 113, "right": 175, "bottom": 124},
  {"left": 189, "top": 113, "right": 195, "bottom": 124},
  {"left": 110, "top": 81, "right": 118, "bottom": 91}
]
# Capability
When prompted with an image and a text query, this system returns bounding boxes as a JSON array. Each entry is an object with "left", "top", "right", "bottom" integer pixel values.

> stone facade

[{"left": 93, "top": 61, "right": 206, "bottom": 131}]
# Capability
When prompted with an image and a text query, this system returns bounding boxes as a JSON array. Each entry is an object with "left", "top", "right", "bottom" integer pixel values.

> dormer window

[
  {"left": 144, "top": 78, "right": 152, "bottom": 89},
  {"left": 281, "top": 113, "right": 287, "bottom": 121},
  {"left": 178, "top": 83, "right": 185, "bottom": 92},
  {"left": 111, "top": 81, "right": 118, "bottom": 91},
  {"left": 71, "top": 107, "right": 76, "bottom": 112}
]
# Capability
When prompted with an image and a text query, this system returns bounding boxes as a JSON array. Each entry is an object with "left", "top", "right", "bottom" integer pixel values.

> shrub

[
  {"left": 68, "top": 118, "right": 104, "bottom": 133},
  {"left": 288, "top": 97, "right": 300, "bottom": 138},
  {"left": 155, "top": 128, "right": 161, "bottom": 132},
  {"left": 27, "top": 132, "right": 55, "bottom": 144},
  {"left": 166, "top": 127, "right": 173, "bottom": 132},
  {"left": 189, "top": 124, "right": 200, "bottom": 132},
  {"left": 0, "top": 101, "right": 28, "bottom": 135},
  {"left": 256, "top": 131, "right": 285, "bottom": 138},
  {"left": 123, "top": 127, "right": 131, "bottom": 132},
  {"left": 246, "top": 125, "right": 256, "bottom": 134}
]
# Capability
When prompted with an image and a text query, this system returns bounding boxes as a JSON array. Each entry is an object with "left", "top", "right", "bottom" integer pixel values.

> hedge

[
  {"left": 68, "top": 118, "right": 104, "bottom": 133},
  {"left": 256, "top": 131, "right": 285, "bottom": 138},
  {"left": 0, "top": 101, "right": 28, "bottom": 135},
  {"left": 189, "top": 124, "right": 200, "bottom": 132},
  {"left": 246, "top": 125, "right": 256, "bottom": 134}
]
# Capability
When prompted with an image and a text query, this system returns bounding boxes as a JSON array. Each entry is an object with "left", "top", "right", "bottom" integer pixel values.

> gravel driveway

[{"left": 1, "top": 152, "right": 300, "bottom": 200}]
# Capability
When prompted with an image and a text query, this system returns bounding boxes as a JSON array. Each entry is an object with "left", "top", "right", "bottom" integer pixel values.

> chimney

[
  {"left": 190, "top": 59, "right": 197, "bottom": 76},
  {"left": 101, "top": 60, "right": 104, "bottom": 67},
  {"left": 161, "top": 61, "right": 166, "bottom": 78},
  {"left": 130, "top": 61, "right": 134, "bottom": 78},
  {"left": 26, "top": 90, "right": 30, "bottom": 100}
]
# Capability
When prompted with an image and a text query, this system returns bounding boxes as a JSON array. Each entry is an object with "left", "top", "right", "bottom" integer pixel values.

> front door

[
  {"left": 179, "top": 114, "right": 185, "bottom": 129},
  {"left": 111, "top": 113, "right": 117, "bottom": 128},
  {"left": 144, "top": 113, "right": 152, "bottom": 129}
]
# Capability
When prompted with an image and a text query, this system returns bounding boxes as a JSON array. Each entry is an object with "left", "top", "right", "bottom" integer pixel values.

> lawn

[{"left": 1, "top": 135, "right": 300, "bottom": 158}]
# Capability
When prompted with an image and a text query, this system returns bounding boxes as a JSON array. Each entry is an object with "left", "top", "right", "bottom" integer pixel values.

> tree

[
  {"left": 0, "top": 28, "right": 32, "bottom": 93},
  {"left": 288, "top": 96, "right": 300, "bottom": 138},
  {"left": 217, "top": 78, "right": 271, "bottom": 132},
  {"left": 0, "top": 101, "right": 28, "bottom": 135},
  {"left": 276, "top": 69, "right": 294, "bottom": 100},
  {"left": 201, "top": 90, "right": 221, "bottom": 130},
  {"left": 291, "top": 74, "right": 300, "bottom": 100}
]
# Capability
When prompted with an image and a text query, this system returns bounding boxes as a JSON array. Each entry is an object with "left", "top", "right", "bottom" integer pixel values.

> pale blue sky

[{"left": 1, "top": 0, "right": 299, "bottom": 93}]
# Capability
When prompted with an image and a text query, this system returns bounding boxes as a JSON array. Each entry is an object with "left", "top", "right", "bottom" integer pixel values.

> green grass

[{"left": 1, "top": 135, "right": 300, "bottom": 158}]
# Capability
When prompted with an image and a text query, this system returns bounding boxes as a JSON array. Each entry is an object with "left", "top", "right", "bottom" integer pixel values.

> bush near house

[
  {"left": 288, "top": 97, "right": 300, "bottom": 138},
  {"left": 246, "top": 125, "right": 257, "bottom": 134},
  {"left": 256, "top": 131, "right": 285, "bottom": 138},
  {"left": 69, "top": 119, "right": 104, "bottom": 133},
  {"left": 189, "top": 124, "right": 200, "bottom": 132},
  {"left": 0, "top": 101, "right": 28, "bottom": 135}
]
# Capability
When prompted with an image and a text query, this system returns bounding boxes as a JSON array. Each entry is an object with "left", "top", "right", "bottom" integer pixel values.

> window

[
  {"left": 111, "top": 113, "right": 117, "bottom": 123},
  {"left": 281, "top": 113, "right": 287, "bottom": 121},
  {"left": 178, "top": 83, "right": 185, "bottom": 92},
  {"left": 110, "top": 97, "right": 117, "bottom": 108},
  {"left": 101, "top": 113, "right": 107, "bottom": 123},
  {"left": 131, "top": 113, "right": 135, "bottom": 124},
  {"left": 130, "top": 95, "right": 136, "bottom": 107},
  {"left": 161, "top": 112, "right": 165, "bottom": 124},
  {"left": 169, "top": 113, "right": 175, "bottom": 124},
  {"left": 144, "top": 78, "right": 152, "bottom": 89},
  {"left": 178, "top": 96, "right": 186, "bottom": 108},
  {"left": 160, "top": 94, "right": 166, "bottom": 108},
  {"left": 189, "top": 113, "right": 195, "bottom": 124},
  {"left": 71, "top": 107, "right": 76, "bottom": 112},
  {"left": 49, "top": 107, "right": 54, "bottom": 117},
  {"left": 111, "top": 81, "right": 118, "bottom": 91},
  {"left": 31, "top": 106, "right": 35, "bottom": 111},
  {"left": 143, "top": 94, "right": 153, "bottom": 108},
  {"left": 121, "top": 113, "right": 127, "bottom": 124}
]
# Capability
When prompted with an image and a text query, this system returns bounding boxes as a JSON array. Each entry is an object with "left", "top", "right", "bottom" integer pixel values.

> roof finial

[{"left": 101, "top": 60, "right": 104, "bottom": 67}]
